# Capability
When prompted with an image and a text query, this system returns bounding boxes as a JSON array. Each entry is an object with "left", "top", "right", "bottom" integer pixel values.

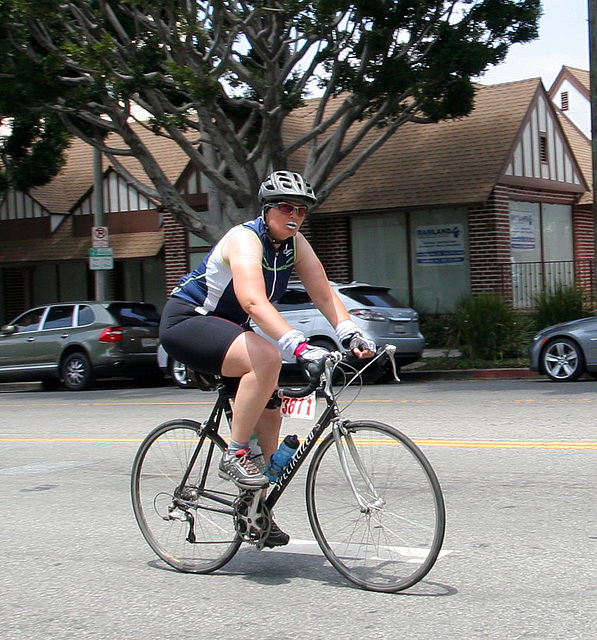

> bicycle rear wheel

[
  {"left": 131, "top": 419, "right": 241, "bottom": 573},
  {"left": 306, "top": 420, "right": 445, "bottom": 592}
]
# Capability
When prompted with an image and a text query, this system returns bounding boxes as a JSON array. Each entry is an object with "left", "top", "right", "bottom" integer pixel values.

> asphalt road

[{"left": 1, "top": 376, "right": 596, "bottom": 640}]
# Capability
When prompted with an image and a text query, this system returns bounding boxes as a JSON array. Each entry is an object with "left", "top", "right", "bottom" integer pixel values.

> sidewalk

[{"left": 400, "top": 348, "right": 539, "bottom": 381}]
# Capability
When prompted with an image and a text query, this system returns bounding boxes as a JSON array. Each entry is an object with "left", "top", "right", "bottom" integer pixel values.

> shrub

[
  {"left": 419, "top": 313, "right": 456, "bottom": 349},
  {"left": 451, "top": 293, "right": 532, "bottom": 360},
  {"left": 532, "top": 284, "right": 593, "bottom": 330}
]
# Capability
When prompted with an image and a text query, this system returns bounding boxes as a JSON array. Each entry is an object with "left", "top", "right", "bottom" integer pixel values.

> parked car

[
  {"left": 159, "top": 281, "right": 425, "bottom": 387},
  {"left": 529, "top": 316, "right": 597, "bottom": 382},
  {"left": 0, "top": 301, "right": 162, "bottom": 391}
]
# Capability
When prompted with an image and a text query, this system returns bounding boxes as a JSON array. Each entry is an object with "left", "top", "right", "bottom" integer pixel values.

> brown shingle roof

[
  {"left": 0, "top": 216, "right": 164, "bottom": 264},
  {"left": 305, "top": 78, "right": 542, "bottom": 213},
  {"left": 558, "top": 111, "right": 593, "bottom": 205},
  {"left": 548, "top": 66, "right": 590, "bottom": 99},
  {"left": 565, "top": 67, "right": 590, "bottom": 92},
  {"left": 24, "top": 77, "right": 583, "bottom": 217},
  {"left": 30, "top": 121, "right": 193, "bottom": 213}
]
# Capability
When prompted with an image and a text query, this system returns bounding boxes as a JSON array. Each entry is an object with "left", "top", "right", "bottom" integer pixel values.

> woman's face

[{"left": 264, "top": 201, "right": 308, "bottom": 242}]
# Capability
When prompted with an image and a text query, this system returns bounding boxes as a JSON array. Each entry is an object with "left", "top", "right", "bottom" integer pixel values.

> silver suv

[{"left": 159, "top": 282, "right": 425, "bottom": 387}]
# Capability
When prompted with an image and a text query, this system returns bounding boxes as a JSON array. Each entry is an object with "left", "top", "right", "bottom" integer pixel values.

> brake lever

[{"left": 384, "top": 344, "right": 401, "bottom": 382}]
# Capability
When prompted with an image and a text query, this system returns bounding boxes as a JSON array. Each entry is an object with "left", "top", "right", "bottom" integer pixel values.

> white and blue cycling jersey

[{"left": 171, "top": 217, "right": 296, "bottom": 327}]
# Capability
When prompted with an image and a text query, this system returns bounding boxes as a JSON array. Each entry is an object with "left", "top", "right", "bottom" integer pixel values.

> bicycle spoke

[
  {"left": 131, "top": 420, "right": 241, "bottom": 573},
  {"left": 307, "top": 420, "right": 445, "bottom": 592}
]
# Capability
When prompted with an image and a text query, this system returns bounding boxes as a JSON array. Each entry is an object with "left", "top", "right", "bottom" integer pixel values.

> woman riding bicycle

[{"left": 159, "top": 170, "right": 375, "bottom": 547}]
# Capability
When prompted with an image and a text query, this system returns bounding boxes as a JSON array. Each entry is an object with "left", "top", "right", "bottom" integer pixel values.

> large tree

[{"left": 0, "top": 0, "right": 541, "bottom": 242}]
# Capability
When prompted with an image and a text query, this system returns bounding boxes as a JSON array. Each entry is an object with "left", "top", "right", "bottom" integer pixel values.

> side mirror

[{"left": 1, "top": 325, "right": 17, "bottom": 335}]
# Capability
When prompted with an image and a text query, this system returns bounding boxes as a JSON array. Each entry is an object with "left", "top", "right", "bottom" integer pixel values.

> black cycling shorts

[{"left": 159, "top": 297, "right": 245, "bottom": 375}]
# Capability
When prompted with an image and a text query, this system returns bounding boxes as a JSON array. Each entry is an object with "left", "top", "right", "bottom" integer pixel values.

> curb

[{"left": 400, "top": 368, "right": 539, "bottom": 381}]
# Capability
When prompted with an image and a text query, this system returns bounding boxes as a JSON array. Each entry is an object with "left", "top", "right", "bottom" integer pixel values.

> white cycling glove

[
  {"left": 335, "top": 320, "right": 376, "bottom": 353},
  {"left": 295, "top": 343, "right": 330, "bottom": 364},
  {"left": 277, "top": 329, "right": 331, "bottom": 364},
  {"left": 277, "top": 329, "right": 307, "bottom": 361}
]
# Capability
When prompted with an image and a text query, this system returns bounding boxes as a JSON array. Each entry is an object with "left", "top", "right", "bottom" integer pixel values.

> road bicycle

[{"left": 131, "top": 345, "right": 446, "bottom": 593}]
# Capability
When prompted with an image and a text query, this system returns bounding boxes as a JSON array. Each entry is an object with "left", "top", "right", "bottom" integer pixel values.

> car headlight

[{"left": 349, "top": 309, "right": 387, "bottom": 322}]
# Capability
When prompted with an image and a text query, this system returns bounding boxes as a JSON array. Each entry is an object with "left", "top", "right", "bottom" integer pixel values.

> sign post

[{"left": 92, "top": 149, "right": 109, "bottom": 299}]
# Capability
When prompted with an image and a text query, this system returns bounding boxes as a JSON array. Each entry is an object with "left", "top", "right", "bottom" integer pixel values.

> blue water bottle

[{"left": 264, "top": 434, "right": 299, "bottom": 482}]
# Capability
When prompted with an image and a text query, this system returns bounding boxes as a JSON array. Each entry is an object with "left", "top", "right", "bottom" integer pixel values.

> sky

[{"left": 474, "top": 0, "right": 589, "bottom": 88}]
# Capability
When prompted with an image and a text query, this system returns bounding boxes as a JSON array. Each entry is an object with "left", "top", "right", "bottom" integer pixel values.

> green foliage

[
  {"left": 451, "top": 293, "right": 533, "bottom": 360},
  {"left": 531, "top": 284, "right": 594, "bottom": 330},
  {"left": 419, "top": 313, "right": 456, "bottom": 349},
  {"left": 0, "top": 0, "right": 543, "bottom": 236},
  {"left": 0, "top": 114, "right": 70, "bottom": 190}
]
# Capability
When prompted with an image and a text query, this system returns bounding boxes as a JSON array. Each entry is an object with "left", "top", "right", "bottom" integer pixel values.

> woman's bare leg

[{"left": 221, "top": 331, "right": 282, "bottom": 449}]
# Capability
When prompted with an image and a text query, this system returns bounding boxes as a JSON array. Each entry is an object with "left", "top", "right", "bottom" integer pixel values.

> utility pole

[
  {"left": 92, "top": 147, "right": 109, "bottom": 300},
  {"left": 590, "top": 0, "right": 597, "bottom": 300}
]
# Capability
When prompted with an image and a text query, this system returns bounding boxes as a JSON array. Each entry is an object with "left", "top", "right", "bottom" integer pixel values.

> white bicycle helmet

[{"left": 258, "top": 170, "right": 317, "bottom": 206}]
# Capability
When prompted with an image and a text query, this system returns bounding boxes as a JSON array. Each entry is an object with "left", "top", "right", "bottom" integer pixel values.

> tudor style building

[
  {"left": 304, "top": 76, "right": 591, "bottom": 313},
  {"left": 0, "top": 68, "right": 594, "bottom": 324}
]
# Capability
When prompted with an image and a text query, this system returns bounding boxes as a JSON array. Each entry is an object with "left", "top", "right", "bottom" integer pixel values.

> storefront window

[
  {"left": 351, "top": 209, "right": 470, "bottom": 313},
  {"left": 509, "top": 201, "right": 573, "bottom": 308}
]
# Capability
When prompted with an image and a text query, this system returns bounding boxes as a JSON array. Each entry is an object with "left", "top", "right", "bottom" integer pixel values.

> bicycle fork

[{"left": 332, "top": 420, "right": 386, "bottom": 513}]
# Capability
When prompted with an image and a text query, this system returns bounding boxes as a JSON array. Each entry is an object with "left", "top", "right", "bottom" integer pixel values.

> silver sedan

[{"left": 529, "top": 316, "right": 597, "bottom": 381}]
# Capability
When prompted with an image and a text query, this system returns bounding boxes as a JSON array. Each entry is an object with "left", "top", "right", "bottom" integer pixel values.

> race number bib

[{"left": 280, "top": 393, "right": 317, "bottom": 420}]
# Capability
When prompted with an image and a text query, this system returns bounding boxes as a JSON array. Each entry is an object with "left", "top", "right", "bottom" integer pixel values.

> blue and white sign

[
  {"left": 416, "top": 224, "right": 465, "bottom": 265},
  {"left": 510, "top": 213, "right": 535, "bottom": 251}
]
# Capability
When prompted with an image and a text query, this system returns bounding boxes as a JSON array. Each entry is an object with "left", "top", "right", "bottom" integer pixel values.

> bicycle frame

[
  {"left": 268, "top": 345, "right": 399, "bottom": 511},
  {"left": 189, "top": 346, "right": 398, "bottom": 515}
]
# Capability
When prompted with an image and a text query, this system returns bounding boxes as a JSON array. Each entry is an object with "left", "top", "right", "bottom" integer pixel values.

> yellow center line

[
  {"left": 1, "top": 437, "right": 597, "bottom": 450},
  {"left": 0, "top": 401, "right": 216, "bottom": 407},
  {"left": 4, "top": 397, "right": 597, "bottom": 408},
  {"left": 414, "top": 439, "right": 597, "bottom": 450}
]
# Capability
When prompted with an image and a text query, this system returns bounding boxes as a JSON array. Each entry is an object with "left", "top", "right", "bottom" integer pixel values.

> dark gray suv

[{"left": 0, "top": 301, "right": 161, "bottom": 390}]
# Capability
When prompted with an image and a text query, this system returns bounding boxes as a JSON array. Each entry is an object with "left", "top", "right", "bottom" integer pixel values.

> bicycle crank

[{"left": 233, "top": 491, "right": 271, "bottom": 549}]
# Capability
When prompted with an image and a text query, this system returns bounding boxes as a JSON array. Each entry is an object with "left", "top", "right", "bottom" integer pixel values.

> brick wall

[
  {"left": 306, "top": 216, "right": 352, "bottom": 282},
  {"left": 469, "top": 185, "right": 592, "bottom": 302},
  {"left": 162, "top": 212, "right": 189, "bottom": 295},
  {"left": 469, "top": 186, "right": 513, "bottom": 299},
  {"left": 572, "top": 207, "right": 595, "bottom": 295}
]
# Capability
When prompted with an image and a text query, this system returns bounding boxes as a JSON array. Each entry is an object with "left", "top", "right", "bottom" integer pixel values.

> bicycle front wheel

[
  {"left": 131, "top": 419, "right": 241, "bottom": 573},
  {"left": 306, "top": 420, "right": 445, "bottom": 592}
]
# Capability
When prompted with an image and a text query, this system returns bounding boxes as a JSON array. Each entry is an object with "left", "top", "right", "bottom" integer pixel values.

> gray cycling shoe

[{"left": 219, "top": 448, "right": 270, "bottom": 489}]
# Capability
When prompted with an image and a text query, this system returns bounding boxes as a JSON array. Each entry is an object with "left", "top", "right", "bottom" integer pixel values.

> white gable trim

[
  {"left": 501, "top": 89, "right": 586, "bottom": 192},
  {"left": 72, "top": 169, "right": 158, "bottom": 215},
  {"left": 0, "top": 189, "right": 66, "bottom": 230}
]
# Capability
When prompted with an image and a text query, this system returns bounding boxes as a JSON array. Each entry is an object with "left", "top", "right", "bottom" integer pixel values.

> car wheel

[
  {"left": 169, "top": 358, "right": 195, "bottom": 389},
  {"left": 541, "top": 337, "right": 585, "bottom": 382},
  {"left": 61, "top": 352, "right": 95, "bottom": 391}
]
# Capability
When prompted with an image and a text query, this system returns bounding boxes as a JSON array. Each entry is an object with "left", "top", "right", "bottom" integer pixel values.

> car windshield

[
  {"left": 338, "top": 287, "right": 404, "bottom": 308},
  {"left": 107, "top": 303, "right": 160, "bottom": 327}
]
